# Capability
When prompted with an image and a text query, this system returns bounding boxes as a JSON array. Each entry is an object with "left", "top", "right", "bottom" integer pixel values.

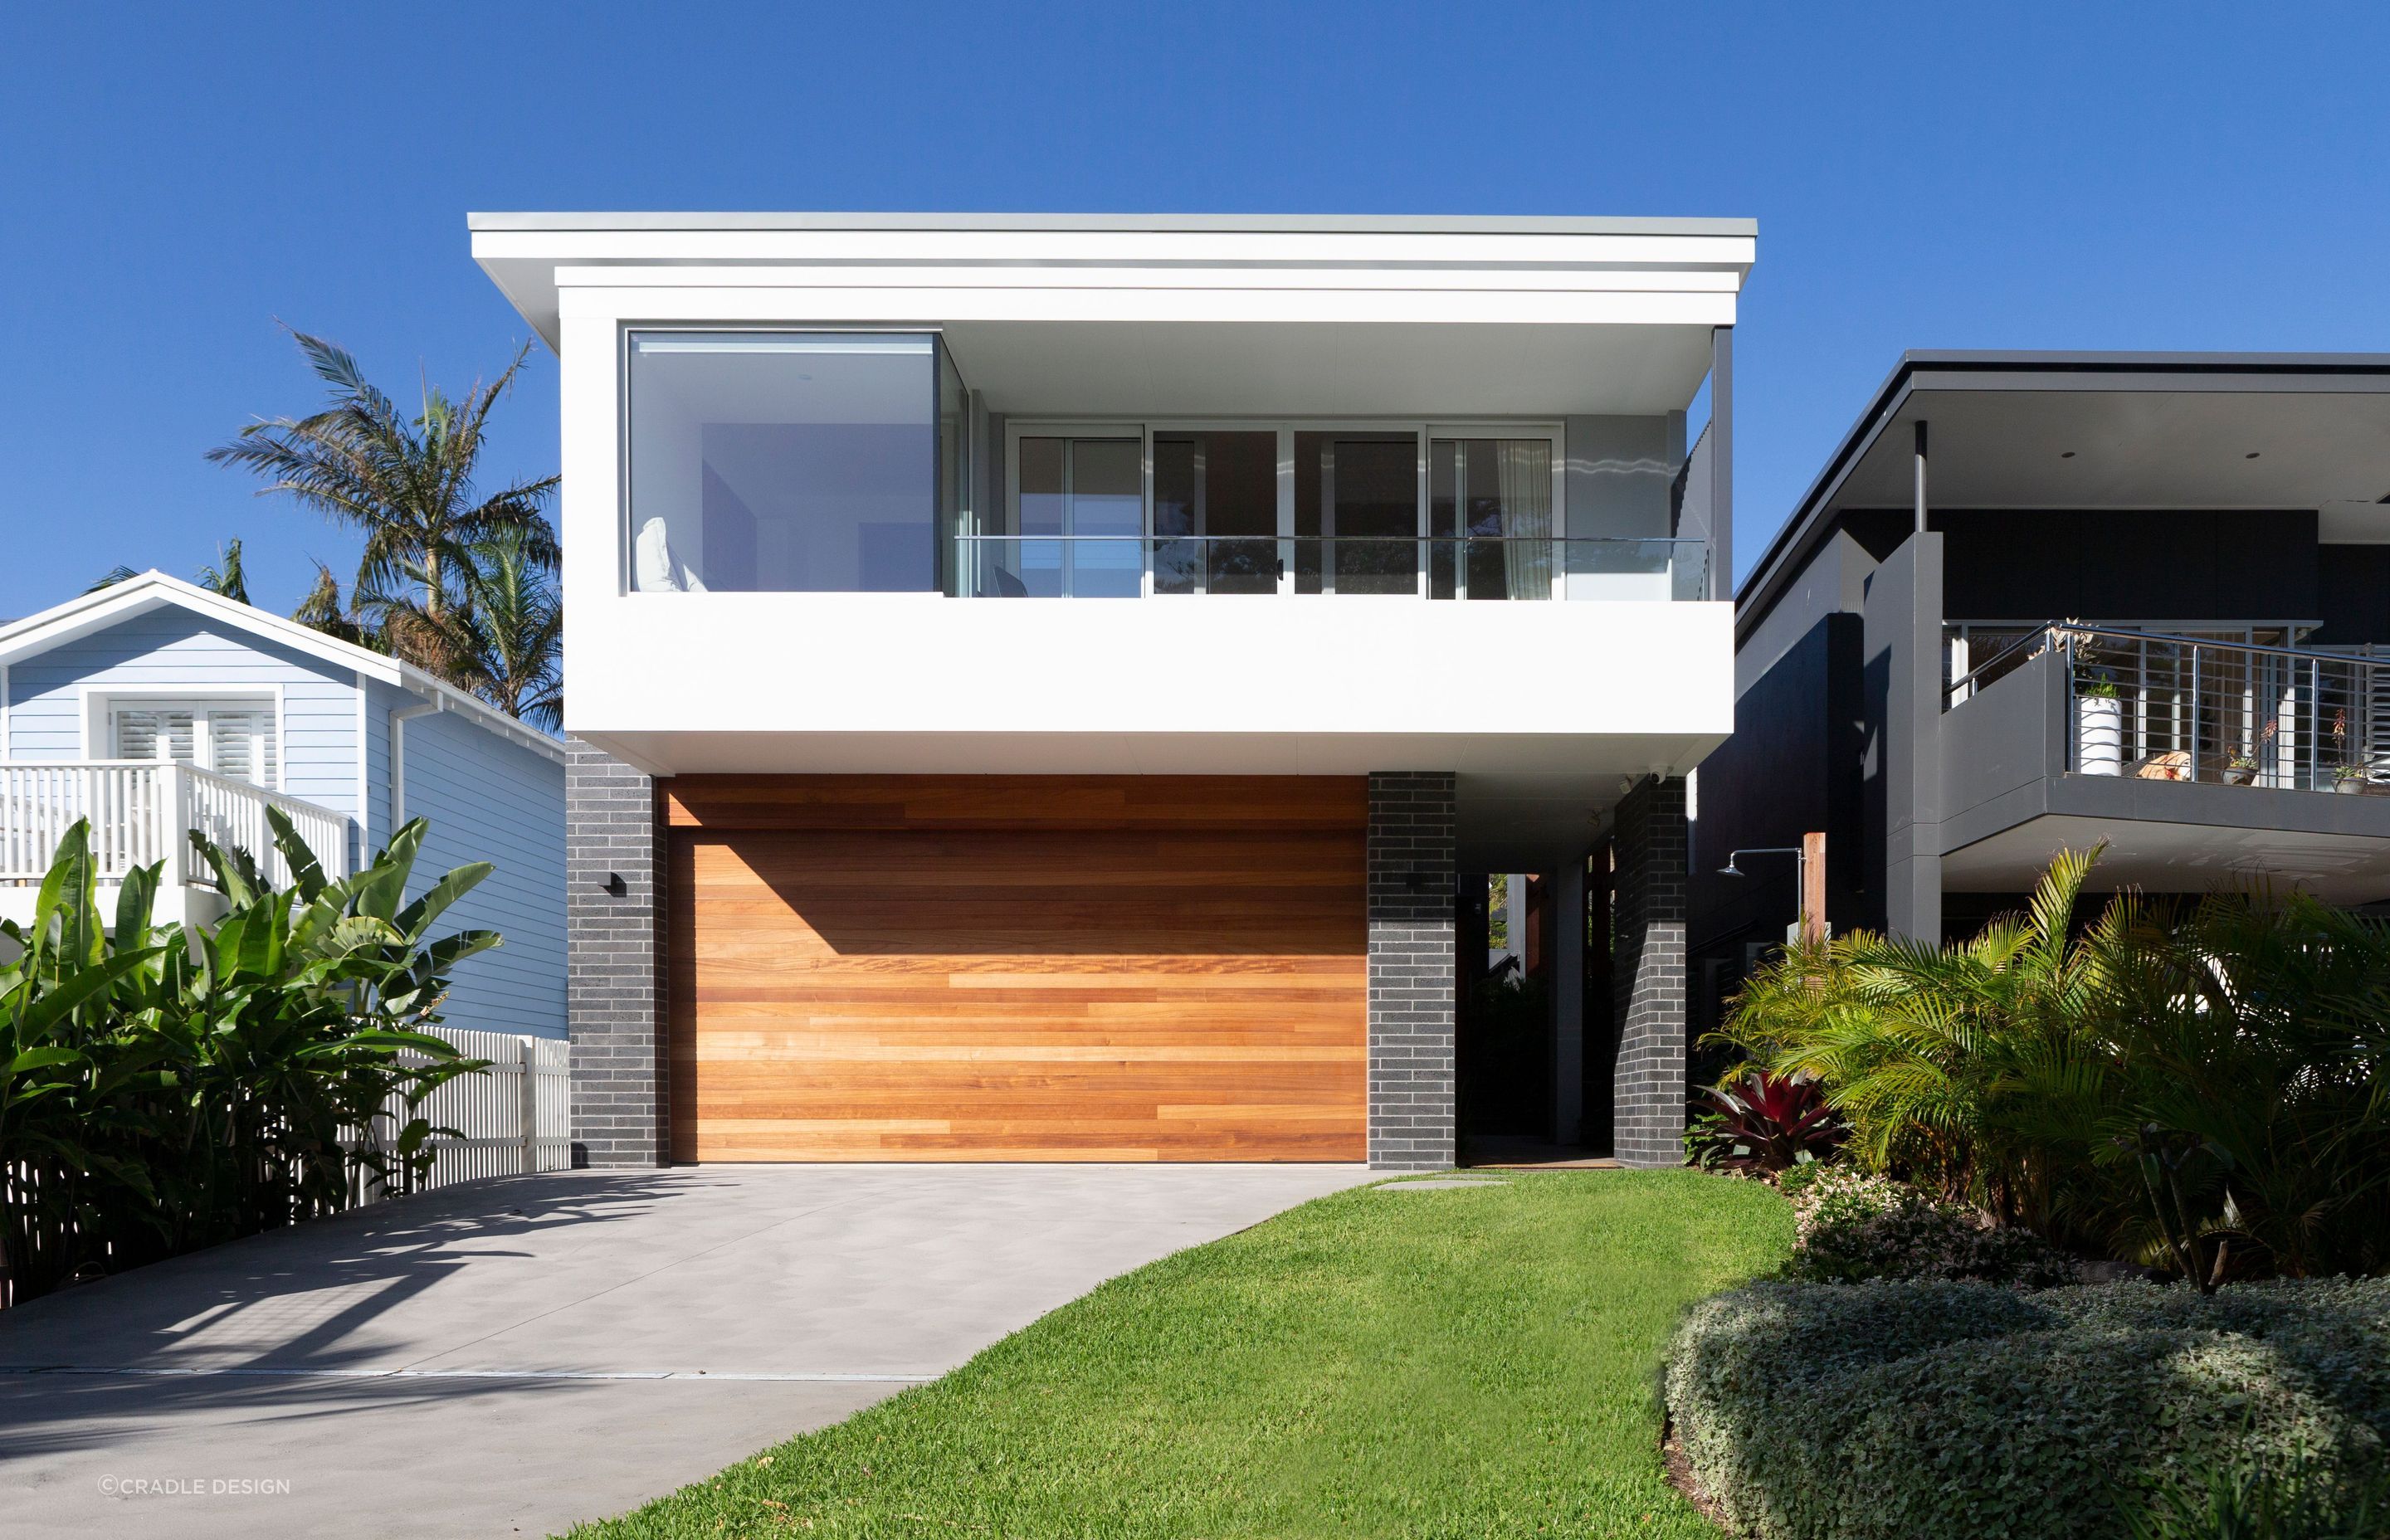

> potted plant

[
  {"left": 2222, "top": 753, "right": 2257, "bottom": 787},
  {"left": 2075, "top": 672, "right": 2124, "bottom": 776},
  {"left": 2334, "top": 762, "right": 2371, "bottom": 794}
]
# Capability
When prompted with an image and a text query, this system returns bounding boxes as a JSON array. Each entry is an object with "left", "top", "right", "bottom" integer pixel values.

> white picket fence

[{"left": 358, "top": 1026, "right": 571, "bottom": 1200}]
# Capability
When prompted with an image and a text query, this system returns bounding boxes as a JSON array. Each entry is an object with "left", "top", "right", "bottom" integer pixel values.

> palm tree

[
  {"left": 357, "top": 531, "right": 563, "bottom": 731},
  {"left": 85, "top": 539, "right": 250, "bottom": 601},
  {"left": 195, "top": 538, "right": 250, "bottom": 603},
  {"left": 207, "top": 330, "right": 558, "bottom": 651},
  {"left": 450, "top": 529, "right": 563, "bottom": 730},
  {"left": 290, "top": 562, "right": 377, "bottom": 651}
]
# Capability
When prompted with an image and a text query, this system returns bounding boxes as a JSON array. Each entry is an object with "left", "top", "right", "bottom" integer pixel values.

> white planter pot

[{"left": 2076, "top": 696, "right": 2124, "bottom": 776}]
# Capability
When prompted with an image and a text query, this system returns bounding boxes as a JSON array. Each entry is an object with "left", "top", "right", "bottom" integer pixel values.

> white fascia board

[
  {"left": 558, "top": 282, "right": 1737, "bottom": 329},
  {"left": 475, "top": 227, "right": 1755, "bottom": 270},
  {"left": 0, "top": 572, "right": 406, "bottom": 683},
  {"left": 391, "top": 667, "right": 568, "bottom": 763},
  {"left": 476, "top": 223, "right": 1754, "bottom": 342},
  {"left": 559, "top": 264, "right": 1747, "bottom": 295}
]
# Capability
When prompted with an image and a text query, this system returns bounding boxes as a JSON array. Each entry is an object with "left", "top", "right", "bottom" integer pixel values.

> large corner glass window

[{"left": 627, "top": 331, "right": 965, "bottom": 593}]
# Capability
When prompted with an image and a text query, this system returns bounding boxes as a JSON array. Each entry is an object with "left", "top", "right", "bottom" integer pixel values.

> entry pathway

[{"left": 0, "top": 1163, "right": 1368, "bottom": 1538}]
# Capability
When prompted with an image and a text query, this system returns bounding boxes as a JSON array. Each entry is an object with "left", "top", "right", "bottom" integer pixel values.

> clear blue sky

[{"left": 4, "top": 2, "right": 2386, "bottom": 621}]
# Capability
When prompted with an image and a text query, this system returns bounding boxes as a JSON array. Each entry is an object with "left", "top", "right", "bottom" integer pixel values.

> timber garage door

[{"left": 666, "top": 776, "right": 1368, "bottom": 1162}]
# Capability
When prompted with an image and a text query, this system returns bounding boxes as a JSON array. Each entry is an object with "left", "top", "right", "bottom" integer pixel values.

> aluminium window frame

[{"left": 1001, "top": 417, "right": 1569, "bottom": 599}]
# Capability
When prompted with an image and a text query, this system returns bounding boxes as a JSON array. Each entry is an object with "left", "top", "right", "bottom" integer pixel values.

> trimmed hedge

[{"left": 1662, "top": 1278, "right": 2390, "bottom": 1539}]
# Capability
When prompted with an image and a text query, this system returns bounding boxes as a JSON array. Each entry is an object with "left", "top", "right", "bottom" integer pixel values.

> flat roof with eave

[
  {"left": 469, "top": 209, "right": 1757, "bottom": 417},
  {"left": 1735, "top": 350, "right": 2390, "bottom": 646},
  {"left": 466, "top": 210, "right": 1758, "bottom": 236}
]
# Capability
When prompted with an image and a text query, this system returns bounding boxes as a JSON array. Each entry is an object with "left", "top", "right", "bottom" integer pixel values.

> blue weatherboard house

[{"left": 0, "top": 570, "right": 566, "bottom": 1039}]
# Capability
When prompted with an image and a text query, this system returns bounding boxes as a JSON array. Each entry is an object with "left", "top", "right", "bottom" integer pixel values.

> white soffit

[{"left": 938, "top": 320, "right": 1717, "bottom": 417}]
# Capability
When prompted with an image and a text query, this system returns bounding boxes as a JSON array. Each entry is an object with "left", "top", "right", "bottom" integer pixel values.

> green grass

[{"left": 565, "top": 1170, "right": 1792, "bottom": 1539}]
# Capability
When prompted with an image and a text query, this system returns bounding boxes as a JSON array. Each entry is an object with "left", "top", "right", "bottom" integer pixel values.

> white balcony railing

[{"left": 0, "top": 762, "right": 351, "bottom": 888}]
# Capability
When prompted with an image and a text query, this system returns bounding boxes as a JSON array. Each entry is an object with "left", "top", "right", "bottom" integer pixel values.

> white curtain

[{"left": 1496, "top": 441, "right": 1554, "bottom": 600}]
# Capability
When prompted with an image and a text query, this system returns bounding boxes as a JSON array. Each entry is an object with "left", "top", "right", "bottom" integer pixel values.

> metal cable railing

[{"left": 1947, "top": 622, "right": 2390, "bottom": 792}]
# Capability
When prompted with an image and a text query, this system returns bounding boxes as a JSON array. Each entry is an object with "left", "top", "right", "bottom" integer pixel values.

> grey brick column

[
  {"left": 1367, "top": 772, "right": 1457, "bottom": 1169},
  {"left": 566, "top": 740, "right": 670, "bottom": 1167},
  {"left": 1612, "top": 774, "right": 1689, "bottom": 1168}
]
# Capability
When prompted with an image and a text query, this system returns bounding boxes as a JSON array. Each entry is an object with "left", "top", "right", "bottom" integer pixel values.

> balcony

[
  {"left": 1939, "top": 626, "right": 2390, "bottom": 903},
  {"left": 1, "top": 762, "right": 352, "bottom": 928},
  {"left": 1951, "top": 625, "right": 2389, "bottom": 791},
  {"left": 953, "top": 535, "right": 1710, "bottom": 602}
]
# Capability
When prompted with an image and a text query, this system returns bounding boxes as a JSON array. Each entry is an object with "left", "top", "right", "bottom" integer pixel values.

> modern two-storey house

[
  {"left": 1691, "top": 352, "right": 2390, "bottom": 1036},
  {"left": 471, "top": 212, "right": 1753, "bottom": 1169},
  {"left": 0, "top": 571, "right": 568, "bottom": 1038}
]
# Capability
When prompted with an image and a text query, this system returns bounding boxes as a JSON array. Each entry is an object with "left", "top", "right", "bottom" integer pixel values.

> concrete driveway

[{"left": 0, "top": 1163, "right": 1367, "bottom": 1538}]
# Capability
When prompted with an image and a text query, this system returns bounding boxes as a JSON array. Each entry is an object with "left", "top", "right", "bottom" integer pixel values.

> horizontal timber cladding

[{"left": 666, "top": 776, "right": 1368, "bottom": 1162}]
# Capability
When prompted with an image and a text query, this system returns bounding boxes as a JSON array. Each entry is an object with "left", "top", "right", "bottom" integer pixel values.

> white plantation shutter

[
  {"left": 205, "top": 709, "right": 276, "bottom": 787},
  {"left": 112, "top": 707, "right": 197, "bottom": 763}
]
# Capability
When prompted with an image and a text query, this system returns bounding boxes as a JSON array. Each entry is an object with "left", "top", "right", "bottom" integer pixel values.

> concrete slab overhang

[{"left": 1941, "top": 792, "right": 2390, "bottom": 906}]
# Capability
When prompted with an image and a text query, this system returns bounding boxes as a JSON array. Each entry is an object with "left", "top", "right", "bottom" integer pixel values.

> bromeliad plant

[
  {"left": 0, "top": 811, "right": 497, "bottom": 1305},
  {"left": 1685, "top": 1070, "right": 1844, "bottom": 1176}
]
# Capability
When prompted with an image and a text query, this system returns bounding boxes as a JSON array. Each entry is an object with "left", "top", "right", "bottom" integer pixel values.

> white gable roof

[{"left": 0, "top": 570, "right": 565, "bottom": 763}]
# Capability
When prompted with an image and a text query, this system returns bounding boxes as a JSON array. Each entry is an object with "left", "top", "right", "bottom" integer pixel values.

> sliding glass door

[
  {"left": 1429, "top": 432, "right": 1563, "bottom": 600},
  {"left": 1014, "top": 433, "right": 1142, "bottom": 597},
  {"left": 1153, "top": 430, "right": 1278, "bottom": 594},
  {"left": 993, "top": 421, "right": 1565, "bottom": 598},
  {"left": 1294, "top": 431, "right": 1421, "bottom": 596}
]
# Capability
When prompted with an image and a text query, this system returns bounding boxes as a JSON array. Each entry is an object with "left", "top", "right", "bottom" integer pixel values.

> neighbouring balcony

[
  {"left": 953, "top": 535, "right": 1710, "bottom": 601},
  {"left": 1949, "top": 624, "right": 2389, "bottom": 793},
  {"left": 1937, "top": 626, "right": 2390, "bottom": 903},
  {"left": 0, "top": 761, "right": 352, "bottom": 898}
]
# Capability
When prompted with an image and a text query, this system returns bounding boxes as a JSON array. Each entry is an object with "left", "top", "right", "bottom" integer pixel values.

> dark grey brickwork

[
  {"left": 1367, "top": 772, "right": 1457, "bottom": 1170},
  {"left": 566, "top": 740, "right": 670, "bottom": 1167},
  {"left": 1612, "top": 774, "right": 1689, "bottom": 1168}
]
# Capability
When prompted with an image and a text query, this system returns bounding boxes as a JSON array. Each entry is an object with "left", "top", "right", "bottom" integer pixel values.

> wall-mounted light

[{"left": 601, "top": 872, "right": 627, "bottom": 897}]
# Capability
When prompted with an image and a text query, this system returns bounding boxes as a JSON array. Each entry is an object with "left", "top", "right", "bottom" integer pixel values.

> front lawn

[{"left": 566, "top": 1170, "right": 1792, "bottom": 1539}]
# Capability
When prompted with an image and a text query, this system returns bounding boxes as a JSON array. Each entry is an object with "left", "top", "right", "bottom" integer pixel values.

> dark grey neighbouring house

[{"left": 1691, "top": 352, "right": 2390, "bottom": 1038}]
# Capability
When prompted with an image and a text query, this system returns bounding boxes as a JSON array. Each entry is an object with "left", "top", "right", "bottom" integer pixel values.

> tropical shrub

[
  {"left": 0, "top": 813, "right": 497, "bottom": 1304},
  {"left": 1783, "top": 1167, "right": 2079, "bottom": 1288},
  {"left": 1663, "top": 1277, "right": 2390, "bottom": 1540},
  {"left": 1714, "top": 847, "right": 2390, "bottom": 1283},
  {"left": 1685, "top": 1069, "right": 1843, "bottom": 1175}
]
